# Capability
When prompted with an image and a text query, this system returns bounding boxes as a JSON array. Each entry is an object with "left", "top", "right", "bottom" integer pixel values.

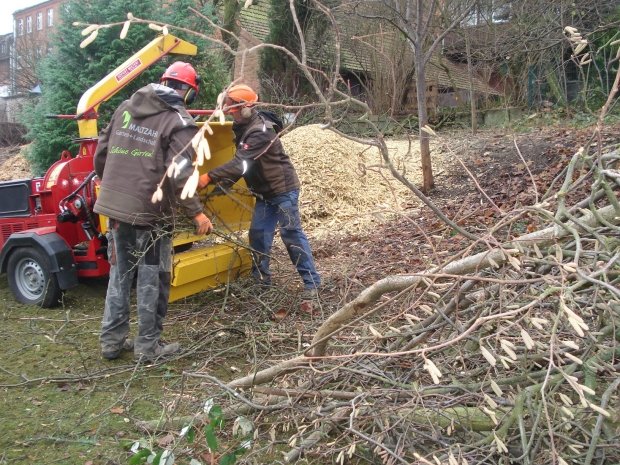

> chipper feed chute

[{"left": 168, "top": 122, "right": 255, "bottom": 302}]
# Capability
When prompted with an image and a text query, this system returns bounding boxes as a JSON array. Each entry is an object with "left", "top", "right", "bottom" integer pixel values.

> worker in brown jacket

[
  {"left": 94, "top": 62, "right": 213, "bottom": 362},
  {"left": 198, "top": 84, "right": 321, "bottom": 298}
]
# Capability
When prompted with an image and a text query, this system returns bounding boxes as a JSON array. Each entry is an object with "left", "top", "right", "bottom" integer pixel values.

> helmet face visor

[
  {"left": 163, "top": 80, "right": 191, "bottom": 91},
  {"left": 224, "top": 96, "right": 242, "bottom": 113}
]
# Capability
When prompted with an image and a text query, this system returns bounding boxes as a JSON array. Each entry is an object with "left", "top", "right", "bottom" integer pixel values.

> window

[
  {"left": 26, "top": 50, "right": 32, "bottom": 67},
  {"left": 0, "top": 43, "right": 4, "bottom": 54},
  {"left": 18, "top": 19, "right": 23, "bottom": 35},
  {"left": 36, "top": 45, "right": 43, "bottom": 58},
  {"left": 47, "top": 44, "right": 53, "bottom": 55},
  {"left": 462, "top": 0, "right": 513, "bottom": 26},
  {"left": 36, "top": 12, "right": 42, "bottom": 30},
  {"left": 16, "top": 54, "right": 22, "bottom": 70},
  {"left": 27, "top": 16, "right": 32, "bottom": 33},
  {"left": 47, "top": 8, "right": 54, "bottom": 27}
]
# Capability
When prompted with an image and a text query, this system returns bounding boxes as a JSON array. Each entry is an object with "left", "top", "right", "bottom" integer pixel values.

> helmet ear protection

[
  {"left": 184, "top": 74, "right": 201, "bottom": 106},
  {"left": 240, "top": 106, "right": 252, "bottom": 118}
]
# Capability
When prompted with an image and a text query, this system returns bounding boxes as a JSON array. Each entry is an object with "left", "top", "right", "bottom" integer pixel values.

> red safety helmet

[
  {"left": 161, "top": 61, "right": 201, "bottom": 105},
  {"left": 225, "top": 84, "right": 258, "bottom": 113}
]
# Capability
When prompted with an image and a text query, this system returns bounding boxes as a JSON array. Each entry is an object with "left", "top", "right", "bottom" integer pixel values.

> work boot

[
  {"left": 134, "top": 342, "right": 180, "bottom": 364},
  {"left": 102, "top": 338, "right": 134, "bottom": 360},
  {"left": 300, "top": 288, "right": 320, "bottom": 300},
  {"left": 249, "top": 279, "right": 273, "bottom": 295}
]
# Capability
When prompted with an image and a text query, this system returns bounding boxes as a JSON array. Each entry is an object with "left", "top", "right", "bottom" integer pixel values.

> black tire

[{"left": 7, "top": 247, "right": 63, "bottom": 307}]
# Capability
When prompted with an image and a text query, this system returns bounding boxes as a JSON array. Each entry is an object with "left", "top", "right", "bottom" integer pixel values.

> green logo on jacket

[{"left": 121, "top": 111, "right": 131, "bottom": 129}]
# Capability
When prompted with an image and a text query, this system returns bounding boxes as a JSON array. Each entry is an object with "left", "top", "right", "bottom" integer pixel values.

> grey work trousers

[{"left": 99, "top": 220, "right": 172, "bottom": 356}]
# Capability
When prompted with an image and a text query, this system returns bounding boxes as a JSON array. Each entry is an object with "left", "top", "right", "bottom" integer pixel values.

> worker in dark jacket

[
  {"left": 198, "top": 84, "right": 321, "bottom": 298},
  {"left": 94, "top": 61, "right": 213, "bottom": 362}
]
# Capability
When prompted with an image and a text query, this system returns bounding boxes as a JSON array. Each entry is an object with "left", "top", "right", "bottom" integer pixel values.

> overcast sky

[{"left": 0, "top": 0, "right": 44, "bottom": 35}]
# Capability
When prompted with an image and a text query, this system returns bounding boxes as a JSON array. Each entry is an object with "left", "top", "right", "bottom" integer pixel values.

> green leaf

[
  {"left": 219, "top": 453, "right": 237, "bottom": 465},
  {"left": 211, "top": 417, "right": 225, "bottom": 429},
  {"left": 152, "top": 451, "right": 163, "bottom": 465},
  {"left": 209, "top": 405, "right": 223, "bottom": 420},
  {"left": 128, "top": 449, "right": 152, "bottom": 465},
  {"left": 205, "top": 424, "right": 218, "bottom": 452},
  {"left": 187, "top": 426, "right": 195, "bottom": 443}
]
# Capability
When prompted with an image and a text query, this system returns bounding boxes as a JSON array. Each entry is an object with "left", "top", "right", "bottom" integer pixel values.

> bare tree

[
  {"left": 342, "top": 0, "right": 478, "bottom": 193},
  {"left": 447, "top": 0, "right": 618, "bottom": 109},
  {"left": 12, "top": 28, "right": 49, "bottom": 94}
]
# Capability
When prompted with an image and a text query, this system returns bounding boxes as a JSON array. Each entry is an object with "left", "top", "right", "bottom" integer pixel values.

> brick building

[
  {"left": 11, "top": 0, "right": 64, "bottom": 94},
  {"left": 0, "top": 33, "right": 12, "bottom": 96}
]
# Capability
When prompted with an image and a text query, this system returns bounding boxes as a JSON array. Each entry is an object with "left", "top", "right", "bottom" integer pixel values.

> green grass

[{"left": 0, "top": 273, "right": 259, "bottom": 465}]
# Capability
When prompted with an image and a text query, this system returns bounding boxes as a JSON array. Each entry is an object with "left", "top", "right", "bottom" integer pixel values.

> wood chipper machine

[{"left": 0, "top": 34, "right": 254, "bottom": 307}]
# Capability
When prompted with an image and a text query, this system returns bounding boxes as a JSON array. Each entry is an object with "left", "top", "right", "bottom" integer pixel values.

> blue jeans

[{"left": 249, "top": 190, "right": 321, "bottom": 290}]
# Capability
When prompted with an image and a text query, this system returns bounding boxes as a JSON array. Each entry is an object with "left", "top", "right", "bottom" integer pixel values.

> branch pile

[{"left": 139, "top": 137, "right": 620, "bottom": 465}]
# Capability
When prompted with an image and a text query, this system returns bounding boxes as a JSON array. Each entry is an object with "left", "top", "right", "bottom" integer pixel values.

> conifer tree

[{"left": 20, "top": 0, "right": 227, "bottom": 174}]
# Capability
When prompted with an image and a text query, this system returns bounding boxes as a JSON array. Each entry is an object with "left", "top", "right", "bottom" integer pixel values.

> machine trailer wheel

[{"left": 7, "top": 248, "right": 63, "bottom": 307}]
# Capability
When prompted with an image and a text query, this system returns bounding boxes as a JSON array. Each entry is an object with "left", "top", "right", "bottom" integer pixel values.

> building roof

[{"left": 238, "top": 0, "right": 502, "bottom": 95}]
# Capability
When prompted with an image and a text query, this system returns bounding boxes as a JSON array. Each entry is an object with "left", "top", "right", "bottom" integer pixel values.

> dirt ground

[
  {"left": 1, "top": 117, "right": 619, "bottom": 464},
  {"left": 1, "top": 120, "right": 617, "bottom": 280},
  {"left": 1, "top": 119, "right": 616, "bottom": 292}
]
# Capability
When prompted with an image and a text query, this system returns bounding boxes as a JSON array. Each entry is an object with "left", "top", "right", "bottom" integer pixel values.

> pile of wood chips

[
  {"left": 0, "top": 148, "right": 32, "bottom": 182},
  {"left": 0, "top": 129, "right": 446, "bottom": 238},
  {"left": 281, "top": 124, "right": 428, "bottom": 236}
]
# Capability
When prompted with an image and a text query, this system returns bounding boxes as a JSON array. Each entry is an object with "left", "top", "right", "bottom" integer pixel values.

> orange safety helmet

[
  {"left": 225, "top": 84, "right": 258, "bottom": 113},
  {"left": 161, "top": 61, "right": 201, "bottom": 105}
]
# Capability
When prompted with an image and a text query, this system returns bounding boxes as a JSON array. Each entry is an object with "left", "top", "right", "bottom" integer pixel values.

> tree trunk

[
  {"left": 466, "top": 36, "right": 477, "bottom": 135},
  {"left": 222, "top": 0, "right": 240, "bottom": 71},
  {"left": 416, "top": 55, "right": 434, "bottom": 193}
]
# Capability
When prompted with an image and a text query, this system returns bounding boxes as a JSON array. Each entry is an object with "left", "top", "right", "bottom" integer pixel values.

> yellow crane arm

[{"left": 76, "top": 34, "right": 197, "bottom": 138}]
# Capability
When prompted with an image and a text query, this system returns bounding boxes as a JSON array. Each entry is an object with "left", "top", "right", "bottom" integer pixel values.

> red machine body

[
  {"left": 0, "top": 138, "right": 109, "bottom": 305},
  {"left": 0, "top": 34, "right": 203, "bottom": 307}
]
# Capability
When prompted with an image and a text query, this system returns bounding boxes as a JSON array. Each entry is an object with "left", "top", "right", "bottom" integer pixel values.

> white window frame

[
  {"left": 47, "top": 8, "right": 53, "bottom": 27},
  {"left": 36, "top": 45, "right": 43, "bottom": 58},
  {"left": 36, "top": 12, "right": 43, "bottom": 30},
  {"left": 18, "top": 19, "right": 24, "bottom": 35},
  {"left": 27, "top": 16, "right": 32, "bottom": 33}
]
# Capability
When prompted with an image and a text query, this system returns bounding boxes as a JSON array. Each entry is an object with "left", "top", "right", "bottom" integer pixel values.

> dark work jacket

[
  {"left": 93, "top": 84, "right": 202, "bottom": 226},
  {"left": 207, "top": 110, "right": 300, "bottom": 199}
]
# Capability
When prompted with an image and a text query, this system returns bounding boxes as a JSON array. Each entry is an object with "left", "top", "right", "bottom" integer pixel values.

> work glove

[
  {"left": 193, "top": 213, "right": 213, "bottom": 235},
  {"left": 198, "top": 173, "right": 211, "bottom": 190}
]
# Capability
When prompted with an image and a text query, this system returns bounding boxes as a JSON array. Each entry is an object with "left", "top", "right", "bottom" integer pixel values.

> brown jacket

[
  {"left": 207, "top": 110, "right": 300, "bottom": 199},
  {"left": 94, "top": 84, "right": 202, "bottom": 225}
]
